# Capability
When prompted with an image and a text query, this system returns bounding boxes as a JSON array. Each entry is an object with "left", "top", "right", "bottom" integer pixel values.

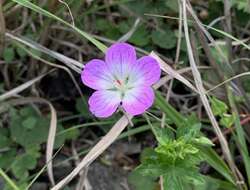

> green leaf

[
  {"left": 155, "top": 139, "right": 199, "bottom": 160},
  {"left": 0, "top": 134, "right": 11, "bottom": 149},
  {"left": 129, "top": 25, "right": 150, "bottom": 46},
  {"left": 151, "top": 125, "right": 174, "bottom": 145},
  {"left": 177, "top": 122, "right": 201, "bottom": 140},
  {"left": 128, "top": 169, "right": 156, "bottom": 190},
  {"left": 10, "top": 113, "right": 49, "bottom": 148},
  {"left": 11, "top": 153, "right": 37, "bottom": 179},
  {"left": 96, "top": 18, "right": 120, "bottom": 39},
  {"left": 21, "top": 117, "right": 37, "bottom": 130},
  {"left": 3, "top": 48, "right": 15, "bottom": 62},
  {"left": 10, "top": 107, "right": 67, "bottom": 149},
  {"left": 210, "top": 96, "right": 228, "bottom": 116},
  {"left": 193, "top": 137, "right": 214, "bottom": 147},
  {"left": 233, "top": 0, "right": 250, "bottom": 13},
  {"left": 0, "top": 150, "right": 16, "bottom": 169},
  {"left": 0, "top": 128, "right": 11, "bottom": 148},
  {"left": 193, "top": 176, "right": 237, "bottom": 190},
  {"left": 219, "top": 114, "right": 236, "bottom": 128},
  {"left": 152, "top": 27, "right": 176, "bottom": 49},
  {"left": 163, "top": 173, "right": 184, "bottom": 190}
]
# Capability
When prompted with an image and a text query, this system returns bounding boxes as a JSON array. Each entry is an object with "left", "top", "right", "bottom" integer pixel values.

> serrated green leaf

[
  {"left": 219, "top": 114, "right": 236, "bottom": 128},
  {"left": 193, "top": 137, "right": 214, "bottom": 147},
  {"left": 177, "top": 122, "right": 201, "bottom": 140},
  {"left": 151, "top": 125, "right": 174, "bottom": 145},
  {"left": 210, "top": 96, "right": 228, "bottom": 116},
  {"left": 163, "top": 173, "right": 184, "bottom": 190}
]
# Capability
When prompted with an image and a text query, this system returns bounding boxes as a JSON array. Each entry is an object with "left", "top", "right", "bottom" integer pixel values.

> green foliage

[
  {"left": 0, "top": 106, "right": 72, "bottom": 184},
  {"left": 233, "top": 0, "right": 250, "bottom": 13},
  {"left": 118, "top": 22, "right": 150, "bottom": 46},
  {"left": 5, "top": 0, "right": 250, "bottom": 189},
  {"left": 3, "top": 47, "right": 15, "bottom": 62},
  {"left": 16, "top": 46, "right": 27, "bottom": 58},
  {"left": 152, "top": 28, "right": 176, "bottom": 49},
  {"left": 128, "top": 168, "right": 157, "bottom": 190},
  {"left": 96, "top": 18, "right": 121, "bottom": 40},
  {"left": 165, "top": 0, "right": 179, "bottom": 12},
  {"left": 11, "top": 147, "right": 39, "bottom": 179},
  {"left": 210, "top": 96, "right": 235, "bottom": 128},
  {"left": 9, "top": 107, "right": 67, "bottom": 148},
  {"left": 134, "top": 121, "right": 211, "bottom": 190},
  {"left": 130, "top": 92, "right": 236, "bottom": 189},
  {"left": 216, "top": 0, "right": 250, "bottom": 13},
  {"left": 211, "top": 96, "right": 228, "bottom": 116}
]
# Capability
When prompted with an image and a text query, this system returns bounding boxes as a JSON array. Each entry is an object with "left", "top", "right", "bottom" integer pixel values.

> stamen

[{"left": 116, "top": 79, "right": 122, "bottom": 86}]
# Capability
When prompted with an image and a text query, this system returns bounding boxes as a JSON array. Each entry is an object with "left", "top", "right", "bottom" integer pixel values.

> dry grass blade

[
  {"left": 182, "top": 0, "right": 240, "bottom": 185},
  {"left": 150, "top": 52, "right": 198, "bottom": 93},
  {"left": 18, "top": 44, "right": 84, "bottom": 98},
  {"left": 118, "top": 18, "right": 140, "bottom": 42},
  {"left": 6, "top": 32, "right": 83, "bottom": 73},
  {"left": 0, "top": 70, "right": 54, "bottom": 101},
  {"left": 153, "top": 66, "right": 210, "bottom": 89},
  {"left": 51, "top": 115, "right": 131, "bottom": 190},
  {"left": 185, "top": 4, "right": 232, "bottom": 72},
  {"left": 46, "top": 99, "right": 57, "bottom": 186},
  {"left": 206, "top": 72, "right": 250, "bottom": 94}
]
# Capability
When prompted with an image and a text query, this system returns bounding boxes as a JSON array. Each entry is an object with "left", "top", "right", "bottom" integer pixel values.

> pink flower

[{"left": 81, "top": 43, "right": 161, "bottom": 118}]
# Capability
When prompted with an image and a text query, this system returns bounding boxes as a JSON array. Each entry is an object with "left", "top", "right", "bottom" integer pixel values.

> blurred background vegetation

[{"left": 0, "top": 0, "right": 250, "bottom": 190}]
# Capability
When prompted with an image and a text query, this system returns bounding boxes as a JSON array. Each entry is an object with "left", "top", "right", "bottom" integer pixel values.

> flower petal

[
  {"left": 122, "top": 86, "right": 154, "bottom": 116},
  {"left": 81, "top": 59, "right": 114, "bottom": 90},
  {"left": 105, "top": 43, "right": 136, "bottom": 79},
  {"left": 134, "top": 56, "right": 161, "bottom": 86},
  {"left": 88, "top": 90, "right": 121, "bottom": 118}
]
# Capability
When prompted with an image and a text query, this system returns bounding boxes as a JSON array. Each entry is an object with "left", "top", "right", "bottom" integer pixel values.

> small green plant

[
  {"left": 131, "top": 116, "right": 212, "bottom": 190},
  {"left": 0, "top": 106, "right": 78, "bottom": 189}
]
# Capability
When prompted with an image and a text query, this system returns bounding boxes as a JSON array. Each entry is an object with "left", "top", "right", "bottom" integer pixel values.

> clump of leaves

[
  {"left": 131, "top": 120, "right": 213, "bottom": 190},
  {"left": 0, "top": 106, "right": 78, "bottom": 188}
]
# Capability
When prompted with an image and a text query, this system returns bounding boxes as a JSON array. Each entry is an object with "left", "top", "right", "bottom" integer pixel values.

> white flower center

[{"left": 112, "top": 75, "right": 134, "bottom": 99}]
